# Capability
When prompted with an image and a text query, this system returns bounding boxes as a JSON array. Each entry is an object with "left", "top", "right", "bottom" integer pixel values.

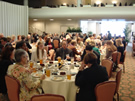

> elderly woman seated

[{"left": 7, "top": 49, "right": 45, "bottom": 101}]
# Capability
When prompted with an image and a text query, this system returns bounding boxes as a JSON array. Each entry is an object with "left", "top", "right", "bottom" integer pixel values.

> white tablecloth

[{"left": 41, "top": 65, "right": 79, "bottom": 101}]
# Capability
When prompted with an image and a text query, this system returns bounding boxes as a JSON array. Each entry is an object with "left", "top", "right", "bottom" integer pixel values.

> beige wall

[{"left": 29, "top": 19, "right": 80, "bottom": 34}]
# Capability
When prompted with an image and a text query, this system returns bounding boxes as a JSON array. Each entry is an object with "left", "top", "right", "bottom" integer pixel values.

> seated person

[
  {"left": 115, "top": 39, "right": 124, "bottom": 62},
  {"left": 75, "top": 53, "right": 108, "bottom": 101},
  {"left": 89, "top": 40, "right": 100, "bottom": 55},
  {"left": 67, "top": 39, "right": 81, "bottom": 60},
  {"left": 45, "top": 37, "right": 55, "bottom": 60},
  {"left": 31, "top": 42, "right": 47, "bottom": 62},
  {"left": 55, "top": 40, "right": 73, "bottom": 60},
  {"left": 7, "top": 49, "right": 45, "bottom": 101},
  {"left": 16, "top": 41, "right": 31, "bottom": 59},
  {"left": 0, "top": 46, "right": 14, "bottom": 99},
  {"left": 81, "top": 45, "right": 100, "bottom": 65},
  {"left": 106, "top": 40, "right": 117, "bottom": 59}
]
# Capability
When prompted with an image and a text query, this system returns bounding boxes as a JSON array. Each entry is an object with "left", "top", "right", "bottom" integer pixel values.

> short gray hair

[{"left": 15, "top": 49, "right": 27, "bottom": 62}]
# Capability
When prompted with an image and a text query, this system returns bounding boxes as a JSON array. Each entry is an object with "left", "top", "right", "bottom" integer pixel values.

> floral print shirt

[{"left": 7, "top": 63, "right": 41, "bottom": 101}]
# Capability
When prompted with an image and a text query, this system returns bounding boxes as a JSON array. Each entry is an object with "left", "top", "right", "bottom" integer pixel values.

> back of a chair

[
  {"left": 5, "top": 75, "right": 20, "bottom": 101},
  {"left": 53, "top": 40, "right": 59, "bottom": 49},
  {"left": 31, "top": 94, "right": 65, "bottom": 101},
  {"left": 102, "top": 59, "right": 113, "bottom": 78},
  {"left": 95, "top": 81, "right": 116, "bottom": 101},
  {"left": 123, "top": 51, "right": 126, "bottom": 63},
  {"left": 115, "top": 68, "right": 122, "bottom": 93},
  {"left": 112, "top": 51, "right": 121, "bottom": 64}
]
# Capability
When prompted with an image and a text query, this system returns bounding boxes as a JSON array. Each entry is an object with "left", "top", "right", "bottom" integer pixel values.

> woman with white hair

[{"left": 7, "top": 49, "right": 45, "bottom": 101}]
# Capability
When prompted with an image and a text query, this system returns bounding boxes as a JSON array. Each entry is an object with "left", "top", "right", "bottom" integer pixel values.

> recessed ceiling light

[
  {"left": 33, "top": 19, "right": 38, "bottom": 21},
  {"left": 67, "top": 19, "right": 72, "bottom": 21},
  {"left": 88, "top": 19, "right": 92, "bottom": 21},
  {"left": 112, "top": 1, "right": 117, "bottom": 4},
  {"left": 50, "top": 19, "right": 54, "bottom": 21},
  {"left": 63, "top": 3, "right": 67, "bottom": 6}
]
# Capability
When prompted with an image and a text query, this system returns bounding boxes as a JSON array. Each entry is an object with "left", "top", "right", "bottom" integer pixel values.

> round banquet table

[{"left": 41, "top": 66, "right": 79, "bottom": 101}]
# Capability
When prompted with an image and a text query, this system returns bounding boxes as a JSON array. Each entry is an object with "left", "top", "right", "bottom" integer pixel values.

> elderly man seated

[{"left": 55, "top": 40, "right": 73, "bottom": 60}]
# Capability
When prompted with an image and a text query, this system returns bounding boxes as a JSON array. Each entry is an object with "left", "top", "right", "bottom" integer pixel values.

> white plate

[
  {"left": 31, "top": 72, "right": 43, "bottom": 78},
  {"left": 51, "top": 75, "right": 64, "bottom": 82}
]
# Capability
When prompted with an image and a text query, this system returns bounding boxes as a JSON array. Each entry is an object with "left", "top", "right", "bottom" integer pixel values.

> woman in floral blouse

[{"left": 7, "top": 49, "right": 45, "bottom": 101}]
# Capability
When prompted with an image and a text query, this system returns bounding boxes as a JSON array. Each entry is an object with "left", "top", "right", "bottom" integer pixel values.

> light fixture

[
  {"left": 112, "top": 1, "right": 117, "bottom": 4},
  {"left": 96, "top": 1, "right": 101, "bottom": 5},
  {"left": 50, "top": 19, "right": 54, "bottom": 21},
  {"left": 33, "top": 19, "right": 38, "bottom": 21},
  {"left": 63, "top": 3, "right": 67, "bottom": 6},
  {"left": 88, "top": 19, "right": 92, "bottom": 21},
  {"left": 67, "top": 19, "right": 72, "bottom": 21}
]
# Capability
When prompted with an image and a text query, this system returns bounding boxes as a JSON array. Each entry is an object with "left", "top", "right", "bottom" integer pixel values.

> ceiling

[{"left": 29, "top": 6, "right": 135, "bottom": 21}]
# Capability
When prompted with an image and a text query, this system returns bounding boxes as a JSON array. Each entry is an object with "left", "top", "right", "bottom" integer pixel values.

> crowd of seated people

[{"left": 0, "top": 32, "right": 127, "bottom": 101}]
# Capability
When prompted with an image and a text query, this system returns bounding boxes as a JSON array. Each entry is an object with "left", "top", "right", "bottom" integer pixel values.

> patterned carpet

[{"left": 0, "top": 46, "right": 135, "bottom": 101}]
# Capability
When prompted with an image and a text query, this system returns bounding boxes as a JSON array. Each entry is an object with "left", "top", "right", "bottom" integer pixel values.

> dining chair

[
  {"left": 95, "top": 81, "right": 116, "bottom": 101},
  {"left": 31, "top": 94, "right": 65, "bottom": 101},
  {"left": 5, "top": 75, "right": 20, "bottom": 101},
  {"left": 101, "top": 59, "right": 113, "bottom": 78},
  {"left": 112, "top": 51, "right": 121, "bottom": 65},
  {"left": 132, "top": 41, "right": 135, "bottom": 56},
  {"left": 114, "top": 68, "right": 122, "bottom": 101},
  {"left": 119, "top": 51, "right": 126, "bottom": 73}
]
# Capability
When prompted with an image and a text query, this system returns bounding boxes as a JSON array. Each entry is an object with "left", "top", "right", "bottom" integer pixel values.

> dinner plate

[
  {"left": 51, "top": 75, "right": 64, "bottom": 82},
  {"left": 31, "top": 72, "right": 43, "bottom": 78}
]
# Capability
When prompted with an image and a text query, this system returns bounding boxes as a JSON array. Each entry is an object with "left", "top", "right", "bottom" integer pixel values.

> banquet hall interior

[{"left": 0, "top": 0, "right": 135, "bottom": 101}]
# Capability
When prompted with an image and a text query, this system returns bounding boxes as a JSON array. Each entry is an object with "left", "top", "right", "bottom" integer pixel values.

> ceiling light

[
  {"left": 63, "top": 3, "right": 67, "bottom": 6},
  {"left": 88, "top": 19, "right": 92, "bottom": 21},
  {"left": 50, "top": 19, "right": 54, "bottom": 21},
  {"left": 96, "top": 1, "right": 101, "bottom": 5},
  {"left": 33, "top": 19, "right": 38, "bottom": 21},
  {"left": 67, "top": 19, "right": 72, "bottom": 21},
  {"left": 112, "top": 1, "right": 117, "bottom": 4}
]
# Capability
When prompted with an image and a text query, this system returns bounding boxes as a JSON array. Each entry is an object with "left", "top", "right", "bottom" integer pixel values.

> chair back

[
  {"left": 31, "top": 94, "right": 65, "bottom": 101},
  {"left": 95, "top": 81, "right": 116, "bottom": 101},
  {"left": 5, "top": 75, "right": 20, "bottom": 101},
  {"left": 123, "top": 50, "right": 126, "bottom": 63},
  {"left": 115, "top": 68, "right": 122, "bottom": 93},
  {"left": 53, "top": 40, "right": 59, "bottom": 49},
  {"left": 112, "top": 51, "right": 121, "bottom": 64},
  {"left": 101, "top": 59, "right": 113, "bottom": 78}
]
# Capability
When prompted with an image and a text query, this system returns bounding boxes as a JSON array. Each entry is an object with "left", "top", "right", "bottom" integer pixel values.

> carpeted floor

[{"left": 0, "top": 46, "right": 135, "bottom": 101}]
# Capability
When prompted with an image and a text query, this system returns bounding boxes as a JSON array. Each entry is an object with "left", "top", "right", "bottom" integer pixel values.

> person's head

[
  {"left": 37, "top": 41, "right": 44, "bottom": 50},
  {"left": 11, "top": 35, "right": 16, "bottom": 41},
  {"left": 89, "top": 40, "right": 96, "bottom": 47},
  {"left": 77, "top": 37, "right": 81, "bottom": 44},
  {"left": 16, "top": 41, "right": 27, "bottom": 51},
  {"left": 15, "top": 49, "right": 28, "bottom": 64},
  {"left": 116, "top": 39, "right": 123, "bottom": 47},
  {"left": 67, "top": 38, "right": 72, "bottom": 44},
  {"left": 1, "top": 37, "right": 7, "bottom": 46},
  {"left": 62, "top": 40, "right": 68, "bottom": 49},
  {"left": 39, "top": 36, "right": 42, "bottom": 40},
  {"left": 106, "top": 40, "right": 113, "bottom": 46},
  {"left": 7, "top": 37, "right": 11, "bottom": 42},
  {"left": 71, "top": 40, "right": 77, "bottom": 46},
  {"left": 0, "top": 46, "right": 15, "bottom": 60},
  {"left": 17, "top": 35, "right": 22, "bottom": 41},
  {"left": 46, "top": 37, "right": 51, "bottom": 44},
  {"left": 21, "top": 35, "right": 26, "bottom": 41},
  {"left": 83, "top": 52, "right": 97, "bottom": 65},
  {"left": 97, "top": 35, "right": 101, "bottom": 39},
  {"left": 93, "top": 34, "right": 96, "bottom": 37},
  {"left": 27, "top": 34, "right": 31, "bottom": 39},
  {"left": 85, "top": 45, "right": 93, "bottom": 54}
]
